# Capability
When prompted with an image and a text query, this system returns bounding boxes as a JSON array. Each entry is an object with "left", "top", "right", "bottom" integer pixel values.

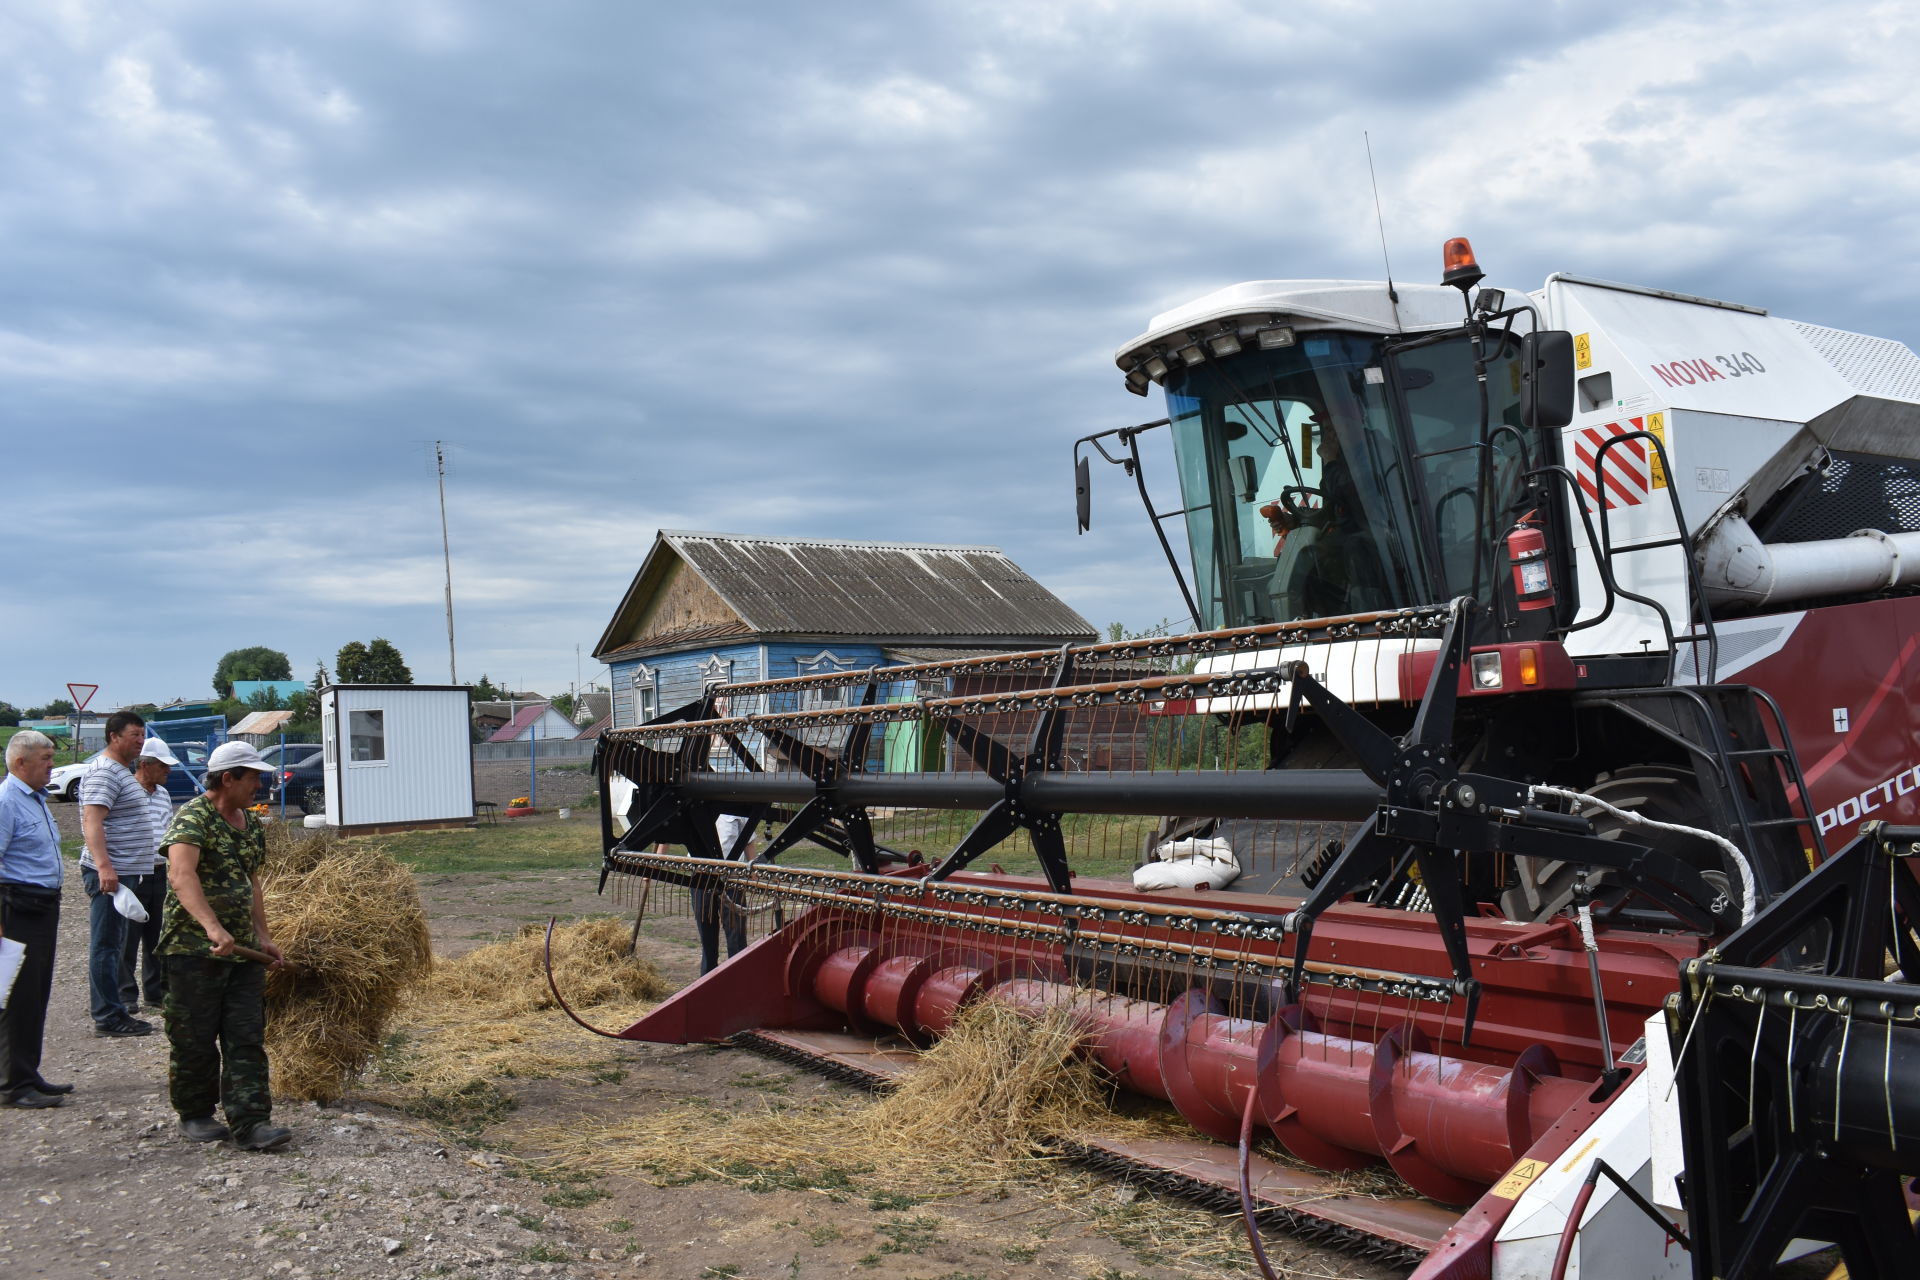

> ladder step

[{"left": 1748, "top": 817, "right": 1813, "bottom": 829}]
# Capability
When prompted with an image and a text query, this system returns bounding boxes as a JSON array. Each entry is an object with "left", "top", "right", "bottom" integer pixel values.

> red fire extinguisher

[{"left": 1506, "top": 512, "right": 1556, "bottom": 612}]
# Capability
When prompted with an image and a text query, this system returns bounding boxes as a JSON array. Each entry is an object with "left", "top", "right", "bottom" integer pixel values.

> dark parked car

[{"left": 257, "top": 743, "right": 324, "bottom": 814}]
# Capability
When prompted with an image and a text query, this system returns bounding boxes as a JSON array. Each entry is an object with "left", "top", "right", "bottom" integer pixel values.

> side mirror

[
  {"left": 1075, "top": 455, "right": 1092, "bottom": 533},
  {"left": 1521, "top": 330, "right": 1576, "bottom": 429},
  {"left": 1231, "top": 455, "right": 1258, "bottom": 503}
]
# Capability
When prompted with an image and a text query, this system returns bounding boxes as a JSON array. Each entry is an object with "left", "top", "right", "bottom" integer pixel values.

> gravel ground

[{"left": 0, "top": 858, "right": 622, "bottom": 1280}]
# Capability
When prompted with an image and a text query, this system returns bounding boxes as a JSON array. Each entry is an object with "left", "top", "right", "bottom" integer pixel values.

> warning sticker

[
  {"left": 1490, "top": 1158, "right": 1549, "bottom": 1200},
  {"left": 1574, "top": 333, "right": 1593, "bottom": 371},
  {"left": 1646, "top": 412, "right": 1668, "bottom": 489}
]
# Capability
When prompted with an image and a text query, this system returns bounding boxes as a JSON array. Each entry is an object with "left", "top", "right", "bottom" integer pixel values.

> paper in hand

[{"left": 0, "top": 937, "right": 24, "bottom": 1011}]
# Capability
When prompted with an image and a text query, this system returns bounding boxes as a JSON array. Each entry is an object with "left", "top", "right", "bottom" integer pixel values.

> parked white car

[{"left": 46, "top": 752, "right": 101, "bottom": 801}]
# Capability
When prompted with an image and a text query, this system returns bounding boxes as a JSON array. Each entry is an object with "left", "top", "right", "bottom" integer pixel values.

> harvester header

[{"left": 588, "top": 240, "right": 1920, "bottom": 1278}]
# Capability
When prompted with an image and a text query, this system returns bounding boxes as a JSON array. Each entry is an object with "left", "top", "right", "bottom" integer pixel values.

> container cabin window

[{"left": 349, "top": 709, "right": 387, "bottom": 764}]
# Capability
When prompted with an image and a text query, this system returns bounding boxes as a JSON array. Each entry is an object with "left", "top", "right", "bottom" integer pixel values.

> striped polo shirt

[{"left": 78, "top": 754, "right": 159, "bottom": 876}]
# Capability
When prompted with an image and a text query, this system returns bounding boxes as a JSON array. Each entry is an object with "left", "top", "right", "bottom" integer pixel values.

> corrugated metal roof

[
  {"left": 663, "top": 532, "right": 1094, "bottom": 642},
  {"left": 487, "top": 704, "right": 550, "bottom": 742},
  {"left": 229, "top": 710, "right": 295, "bottom": 736}
]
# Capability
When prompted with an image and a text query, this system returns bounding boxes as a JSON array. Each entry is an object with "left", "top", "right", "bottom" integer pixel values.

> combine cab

[{"left": 588, "top": 241, "right": 1920, "bottom": 1277}]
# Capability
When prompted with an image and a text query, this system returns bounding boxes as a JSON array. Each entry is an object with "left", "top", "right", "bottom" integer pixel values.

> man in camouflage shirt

[{"left": 158, "top": 740, "right": 289, "bottom": 1151}]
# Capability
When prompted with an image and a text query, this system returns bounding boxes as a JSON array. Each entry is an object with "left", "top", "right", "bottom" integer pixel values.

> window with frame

[
  {"left": 699, "top": 655, "right": 735, "bottom": 692},
  {"left": 348, "top": 709, "right": 386, "bottom": 763},
  {"left": 796, "top": 651, "right": 859, "bottom": 708},
  {"left": 614, "top": 664, "right": 659, "bottom": 727}
]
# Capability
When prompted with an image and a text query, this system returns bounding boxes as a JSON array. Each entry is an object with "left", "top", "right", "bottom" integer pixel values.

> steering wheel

[{"left": 1275, "top": 485, "right": 1324, "bottom": 523}]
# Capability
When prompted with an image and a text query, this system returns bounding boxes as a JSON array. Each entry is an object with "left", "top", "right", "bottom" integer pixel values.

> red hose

[
  {"left": 1548, "top": 1171, "right": 1600, "bottom": 1280},
  {"left": 1237, "top": 1083, "right": 1282, "bottom": 1280},
  {"left": 543, "top": 917, "right": 633, "bottom": 1039}
]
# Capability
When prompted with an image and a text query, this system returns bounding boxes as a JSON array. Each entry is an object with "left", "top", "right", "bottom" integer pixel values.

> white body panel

[
  {"left": 319, "top": 686, "right": 474, "bottom": 828},
  {"left": 1532, "top": 276, "right": 1920, "bottom": 660},
  {"left": 1493, "top": 1060, "right": 1688, "bottom": 1279},
  {"left": 1191, "top": 635, "right": 1442, "bottom": 710}
]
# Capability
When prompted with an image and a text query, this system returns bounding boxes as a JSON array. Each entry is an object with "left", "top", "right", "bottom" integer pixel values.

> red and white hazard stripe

[{"left": 1572, "top": 418, "right": 1651, "bottom": 510}]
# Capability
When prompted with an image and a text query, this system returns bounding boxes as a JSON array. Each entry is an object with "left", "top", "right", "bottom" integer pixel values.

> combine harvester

[{"left": 584, "top": 241, "right": 1920, "bottom": 1277}]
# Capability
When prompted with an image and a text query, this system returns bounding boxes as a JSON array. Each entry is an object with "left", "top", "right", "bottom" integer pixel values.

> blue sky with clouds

[{"left": 4, "top": 0, "right": 1917, "bottom": 709}]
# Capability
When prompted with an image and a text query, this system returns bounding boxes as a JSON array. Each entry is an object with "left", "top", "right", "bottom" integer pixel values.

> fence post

[{"left": 530, "top": 730, "right": 538, "bottom": 808}]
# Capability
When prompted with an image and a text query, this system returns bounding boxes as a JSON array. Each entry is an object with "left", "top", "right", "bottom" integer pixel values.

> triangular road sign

[{"left": 66, "top": 683, "right": 99, "bottom": 713}]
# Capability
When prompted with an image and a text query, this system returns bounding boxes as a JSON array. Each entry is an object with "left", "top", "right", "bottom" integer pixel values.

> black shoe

[
  {"left": 234, "top": 1124, "right": 291, "bottom": 1152},
  {"left": 93, "top": 1017, "right": 153, "bottom": 1038},
  {"left": 179, "top": 1116, "right": 229, "bottom": 1142},
  {"left": 7, "top": 1089, "right": 64, "bottom": 1109},
  {"left": 31, "top": 1080, "right": 74, "bottom": 1096}
]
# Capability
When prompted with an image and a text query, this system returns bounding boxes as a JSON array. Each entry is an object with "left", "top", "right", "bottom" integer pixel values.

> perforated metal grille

[
  {"left": 1789, "top": 321, "right": 1920, "bottom": 402},
  {"left": 1674, "top": 624, "right": 1787, "bottom": 683},
  {"left": 1756, "top": 452, "right": 1920, "bottom": 543}
]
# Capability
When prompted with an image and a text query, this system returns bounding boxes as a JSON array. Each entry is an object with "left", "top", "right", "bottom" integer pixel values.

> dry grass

[
  {"left": 369, "top": 916, "right": 668, "bottom": 1109},
  {"left": 260, "top": 827, "right": 435, "bottom": 1102},
  {"left": 420, "top": 916, "right": 670, "bottom": 1021},
  {"left": 523, "top": 1000, "right": 1116, "bottom": 1194}
]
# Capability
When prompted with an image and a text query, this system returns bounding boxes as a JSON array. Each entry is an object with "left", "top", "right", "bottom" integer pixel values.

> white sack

[{"left": 1133, "top": 836, "right": 1242, "bottom": 891}]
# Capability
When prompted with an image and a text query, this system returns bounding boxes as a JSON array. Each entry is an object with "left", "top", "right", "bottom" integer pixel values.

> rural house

[
  {"left": 590, "top": 531, "right": 1096, "bottom": 732},
  {"left": 486, "top": 702, "right": 581, "bottom": 743}
]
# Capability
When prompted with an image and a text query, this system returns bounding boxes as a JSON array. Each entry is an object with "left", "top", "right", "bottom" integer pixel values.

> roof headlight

[
  {"left": 1207, "top": 331, "right": 1242, "bottom": 357},
  {"left": 1256, "top": 326, "right": 1296, "bottom": 349},
  {"left": 1143, "top": 355, "right": 1169, "bottom": 380}
]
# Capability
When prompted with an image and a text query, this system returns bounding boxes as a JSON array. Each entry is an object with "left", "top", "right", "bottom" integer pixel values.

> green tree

[
  {"left": 41, "top": 698, "right": 75, "bottom": 717},
  {"left": 310, "top": 661, "right": 331, "bottom": 692},
  {"left": 472, "top": 673, "right": 502, "bottom": 700},
  {"left": 550, "top": 691, "right": 576, "bottom": 721},
  {"left": 212, "top": 647, "right": 293, "bottom": 699},
  {"left": 245, "top": 687, "right": 287, "bottom": 711},
  {"left": 335, "top": 638, "right": 412, "bottom": 684},
  {"left": 0, "top": 701, "right": 19, "bottom": 727}
]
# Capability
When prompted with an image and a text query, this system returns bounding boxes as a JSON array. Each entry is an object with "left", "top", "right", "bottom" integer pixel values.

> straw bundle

[
  {"left": 260, "top": 828, "right": 434, "bottom": 1102},
  {"left": 424, "top": 916, "right": 671, "bottom": 1020}
]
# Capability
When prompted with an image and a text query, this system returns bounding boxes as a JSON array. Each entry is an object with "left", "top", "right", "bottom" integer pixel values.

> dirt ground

[{"left": 2, "top": 845, "right": 1402, "bottom": 1280}]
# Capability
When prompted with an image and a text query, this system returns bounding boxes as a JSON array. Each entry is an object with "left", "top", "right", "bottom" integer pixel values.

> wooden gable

[{"left": 595, "top": 542, "right": 752, "bottom": 659}]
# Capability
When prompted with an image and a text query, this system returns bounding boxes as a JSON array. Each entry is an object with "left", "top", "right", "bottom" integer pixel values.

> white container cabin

[{"left": 318, "top": 684, "right": 475, "bottom": 832}]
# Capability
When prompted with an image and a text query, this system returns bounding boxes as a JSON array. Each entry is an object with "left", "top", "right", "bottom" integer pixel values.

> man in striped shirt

[{"left": 80, "top": 711, "right": 157, "bottom": 1037}]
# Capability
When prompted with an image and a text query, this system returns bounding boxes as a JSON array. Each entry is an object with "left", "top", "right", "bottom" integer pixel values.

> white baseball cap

[
  {"left": 139, "top": 738, "right": 182, "bottom": 766},
  {"left": 205, "top": 741, "right": 273, "bottom": 774}
]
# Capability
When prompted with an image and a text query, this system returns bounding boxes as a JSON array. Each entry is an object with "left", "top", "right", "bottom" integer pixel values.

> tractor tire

[{"left": 1500, "top": 765, "right": 1730, "bottom": 928}]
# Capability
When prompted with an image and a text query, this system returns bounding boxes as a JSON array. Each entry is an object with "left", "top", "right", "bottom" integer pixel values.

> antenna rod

[
  {"left": 1364, "top": 131, "right": 1403, "bottom": 328},
  {"left": 436, "top": 441, "right": 459, "bottom": 684}
]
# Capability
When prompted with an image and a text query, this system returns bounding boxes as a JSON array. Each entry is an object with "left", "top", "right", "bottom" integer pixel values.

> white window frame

[
  {"left": 615, "top": 663, "right": 659, "bottom": 728},
  {"left": 699, "top": 654, "right": 735, "bottom": 692},
  {"left": 796, "top": 650, "right": 859, "bottom": 708},
  {"left": 347, "top": 707, "right": 389, "bottom": 766}
]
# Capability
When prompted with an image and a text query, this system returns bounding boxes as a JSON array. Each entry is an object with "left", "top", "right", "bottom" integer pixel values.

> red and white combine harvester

[{"left": 585, "top": 241, "right": 1920, "bottom": 1278}]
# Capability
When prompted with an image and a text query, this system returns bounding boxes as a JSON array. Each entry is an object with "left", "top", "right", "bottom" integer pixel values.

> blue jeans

[{"left": 82, "top": 867, "right": 150, "bottom": 1027}]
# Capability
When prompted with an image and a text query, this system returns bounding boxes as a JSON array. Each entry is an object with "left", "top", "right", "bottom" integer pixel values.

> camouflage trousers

[{"left": 162, "top": 955, "right": 271, "bottom": 1136}]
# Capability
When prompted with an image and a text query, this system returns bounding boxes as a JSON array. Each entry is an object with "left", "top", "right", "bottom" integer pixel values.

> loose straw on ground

[{"left": 374, "top": 916, "right": 669, "bottom": 1097}]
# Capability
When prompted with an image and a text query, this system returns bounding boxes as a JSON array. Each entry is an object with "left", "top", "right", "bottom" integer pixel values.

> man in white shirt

[{"left": 121, "top": 738, "right": 180, "bottom": 1014}]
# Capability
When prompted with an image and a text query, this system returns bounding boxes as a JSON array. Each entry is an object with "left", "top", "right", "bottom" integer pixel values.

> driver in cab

[{"left": 1259, "top": 409, "right": 1377, "bottom": 618}]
